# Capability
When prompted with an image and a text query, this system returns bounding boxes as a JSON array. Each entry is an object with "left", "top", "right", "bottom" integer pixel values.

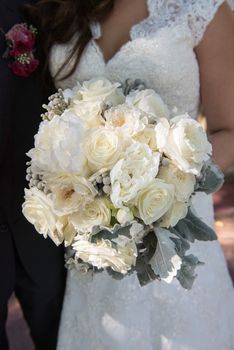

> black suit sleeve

[{"left": 0, "top": 2, "right": 20, "bottom": 164}]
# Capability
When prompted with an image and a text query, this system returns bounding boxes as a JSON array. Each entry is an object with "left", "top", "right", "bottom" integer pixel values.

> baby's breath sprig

[
  {"left": 90, "top": 171, "right": 111, "bottom": 196},
  {"left": 25, "top": 162, "right": 49, "bottom": 193},
  {"left": 41, "top": 89, "right": 69, "bottom": 121}
]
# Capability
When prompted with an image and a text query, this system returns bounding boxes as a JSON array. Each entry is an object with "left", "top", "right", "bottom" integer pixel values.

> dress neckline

[{"left": 90, "top": 0, "right": 153, "bottom": 65}]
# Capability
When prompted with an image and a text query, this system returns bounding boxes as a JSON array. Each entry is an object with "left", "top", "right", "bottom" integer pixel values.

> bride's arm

[{"left": 195, "top": 2, "right": 234, "bottom": 172}]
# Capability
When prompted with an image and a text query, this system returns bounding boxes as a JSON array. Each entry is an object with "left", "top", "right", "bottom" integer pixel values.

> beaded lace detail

[{"left": 50, "top": 2, "right": 234, "bottom": 349}]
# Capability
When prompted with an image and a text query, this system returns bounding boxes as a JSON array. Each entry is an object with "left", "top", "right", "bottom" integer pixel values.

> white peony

[
  {"left": 160, "top": 201, "right": 188, "bottom": 228},
  {"left": 135, "top": 179, "right": 175, "bottom": 225},
  {"left": 51, "top": 177, "right": 97, "bottom": 216},
  {"left": 104, "top": 104, "right": 147, "bottom": 136},
  {"left": 158, "top": 161, "right": 196, "bottom": 202},
  {"left": 155, "top": 115, "right": 212, "bottom": 175},
  {"left": 70, "top": 197, "right": 111, "bottom": 233},
  {"left": 22, "top": 187, "right": 66, "bottom": 245},
  {"left": 28, "top": 110, "right": 87, "bottom": 175},
  {"left": 110, "top": 142, "right": 161, "bottom": 208},
  {"left": 126, "top": 89, "right": 169, "bottom": 121},
  {"left": 78, "top": 78, "right": 124, "bottom": 105},
  {"left": 73, "top": 238, "right": 137, "bottom": 273},
  {"left": 83, "top": 128, "right": 126, "bottom": 172}
]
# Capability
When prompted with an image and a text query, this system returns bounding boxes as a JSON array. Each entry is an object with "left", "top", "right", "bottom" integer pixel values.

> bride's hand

[{"left": 195, "top": 2, "right": 234, "bottom": 172}]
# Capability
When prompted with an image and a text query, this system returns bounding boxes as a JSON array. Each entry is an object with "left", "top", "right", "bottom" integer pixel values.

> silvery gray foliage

[
  {"left": 176, "top": 254, "right": 203, "bottom": 290},
  {"left": 149, "top": 228, "right": 182, "bottom": 284},
  {"left": 122, "top": 78, "right": 146, "bottom": 96},
  {"left": 196, "top": 159, "right": 224, "bottom": 194},
  {"left": 134, "top": 230, "right": 159, "bottom": 286},
  {"left": 91, "top": 223, "right": 132, "bottom": 243},
  {"left": 175, "top": 208, "right": 217, "bottom": 243}
]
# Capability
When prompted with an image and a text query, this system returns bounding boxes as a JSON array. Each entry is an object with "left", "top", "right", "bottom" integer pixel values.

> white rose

[
  {"left": 79, "top": 78, "right": 124, "bottom": 105},
  {"left": 156, "top": 115, "right": 212, "bottom": 175},
  {"left": 116, "top": 207, "right": 134, "bottom": 224},
  {"left": 110, "top": 142, "right": 161, "bottom": 208},
  {"left": 160, "top": 201, "right": 188, "bottom": 228},
  {"left": 51, "top": 177, "right": 97, "bottom": 216},
  {"left": 73, "top": 238, "right": 137, "bottom": 273},
  {"left": 126, "top": 89, "right": 169, "bottom": 122},
  {"left": 72, "top": 100, "right": 103, "bottom": 128},
  {"left": 83, "top": 128, "right": 126, "bottom": 172},
  {"left": 133, "top": 124, "right": 158, "bottom": 151},
  {"left": 104, "top": 104, "right": 147, "bottom": 136},
  {"left": 158, "top": 161, "right": 196, "bottom": 202},
  {"left": 22, "top": 187, "right": 66, "bottom": 245},
  {"left": 70, "top": 197, "right": 111, "bottom": 233},
  {"left": 28, "top": 110, "right": 87, "bottom": 175},
  {"left": 63, "top": 83, "right": 81, "bottom": 103},
  {"left": 135, "top": 179, "right": 175, "bottom": 225}
]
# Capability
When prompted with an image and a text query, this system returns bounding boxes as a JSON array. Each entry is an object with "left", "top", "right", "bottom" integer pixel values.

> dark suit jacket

[{"left": 0, "top": 0, "right": 65, "bottom": 290}]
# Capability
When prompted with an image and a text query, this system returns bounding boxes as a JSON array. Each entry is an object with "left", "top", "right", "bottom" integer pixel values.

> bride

[{"left": 30, "top": 1, "right": 234, "bottom": 349}]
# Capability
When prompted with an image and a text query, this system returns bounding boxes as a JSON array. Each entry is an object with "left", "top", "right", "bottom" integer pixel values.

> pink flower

[
  {"left": 6, "top": 23, "right": 36, "bottom": 57},
  {"left": 8, "top": 54, "right": 39, "bottom": 77}
]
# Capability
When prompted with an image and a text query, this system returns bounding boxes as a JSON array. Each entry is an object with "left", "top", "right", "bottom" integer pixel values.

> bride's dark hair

[{"left": 27, "top": 0, "right": 114, "bottom": 82}]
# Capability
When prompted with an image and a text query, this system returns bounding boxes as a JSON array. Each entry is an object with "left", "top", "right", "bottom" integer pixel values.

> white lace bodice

[
  {"left": 50, "top": 0, "right": 224, "bottom": 121},
  {"left": 51, "top": 2, "right": 234, "bottom": 350}
]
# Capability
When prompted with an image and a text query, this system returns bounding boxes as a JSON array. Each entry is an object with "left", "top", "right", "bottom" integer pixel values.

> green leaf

[
  {"left": 150, "top": 228, "right": 182, "bottom": 283},
  {"left": 176, "top": 254, "right": 203, "bottom": 290},
  {"left": 175, "top": 208, "right": 217, "bottom": 243},
  {"left": 196, "top": 160, "right": 224, "bottom": 194}
]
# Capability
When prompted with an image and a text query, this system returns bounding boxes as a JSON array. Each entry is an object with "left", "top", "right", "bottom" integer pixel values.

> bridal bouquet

[{"left": 22, "top": 77, "right": 224, "bottom": 289}]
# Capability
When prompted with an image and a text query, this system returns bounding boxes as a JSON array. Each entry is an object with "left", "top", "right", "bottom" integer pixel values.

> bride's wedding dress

[{"left": 50, "top": 1, "right": 234, "bottom": 349}]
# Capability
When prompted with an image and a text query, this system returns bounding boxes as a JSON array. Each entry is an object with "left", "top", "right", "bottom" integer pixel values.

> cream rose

[
  {"left": 135, "top": 179, "right": 175, "bottom": 225},
  {"left": 158, "top": 161, "right": 196, "bottom": 202},
  {"left": 160, "top": 201, "right": 188, "bottom": 228},
  {"left": 104, "top": 104, "right": 147, "bottom": 136},
  {"left": 22, "top": 187, "right": 66, "bottom": 245},
  {"left": 28, "top": 110, "right": 87, "bottom": 175},
  {"left": 156, "top": 115, "right": 212, "bottom": 175},
  {"left": 70, "top": 197, "right": 111, "bottom": 233},
  {"left": 78, "top": 78, "right": 124, "bottom": 105},
  {"left": 110, "top": 143, "right": 161, "bottom": 208},
  {"left": 72, "top": 100, "right": 103, "bottom": 128},
  {"left": 73, "top": 238, "right": 137, "bottom": 273},
  {"left": 126, "top": 89, "right": 169, "bottom": 121},
  {"left": 83, "top": 128, "right": 125, "bottom": 172}
]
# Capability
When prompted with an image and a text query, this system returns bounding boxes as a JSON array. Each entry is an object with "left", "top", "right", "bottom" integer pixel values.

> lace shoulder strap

[{"left": 185, "top": 0, "right": 225, "bottom": 46}]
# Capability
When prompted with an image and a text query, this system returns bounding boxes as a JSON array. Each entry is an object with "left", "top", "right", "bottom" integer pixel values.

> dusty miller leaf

[
  {"left": 150, "top": 228, "right": 182, "bottom": 283},
  {"left": 196, "top": 159, "right": 224, "bottom": 194},
  {"left": 176, "top": 254, "right": 203, "bottom": 290},
  {"left": 175, "top": 208, "right": 217, "bottom": 243}
]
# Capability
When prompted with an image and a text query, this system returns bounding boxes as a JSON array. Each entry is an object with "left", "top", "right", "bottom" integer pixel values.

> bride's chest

[{"left": 50, "top": 23, "right": 200, "bottom": 116}]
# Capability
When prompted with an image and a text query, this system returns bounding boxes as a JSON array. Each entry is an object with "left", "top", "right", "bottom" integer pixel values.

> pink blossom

[
  {"left": 6, "top": 23, "right": 36, "bottom": 57},
  {"left": 8, "top": 55, "right": 39, "bottom": 77}
]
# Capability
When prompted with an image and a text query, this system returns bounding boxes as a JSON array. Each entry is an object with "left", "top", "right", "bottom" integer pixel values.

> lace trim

[{"left": 90, "top": 0, "right": 225, "bottom": 47}]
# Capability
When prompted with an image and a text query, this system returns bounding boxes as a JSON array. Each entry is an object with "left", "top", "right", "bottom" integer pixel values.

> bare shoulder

[{"left": 195, "top": 2, "right": 234, "bottom": 133}]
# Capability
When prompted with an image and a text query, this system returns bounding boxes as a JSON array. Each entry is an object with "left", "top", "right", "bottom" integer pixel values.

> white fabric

[{"left": 50, "top": 1, "right": 234, "bottom": 349}]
